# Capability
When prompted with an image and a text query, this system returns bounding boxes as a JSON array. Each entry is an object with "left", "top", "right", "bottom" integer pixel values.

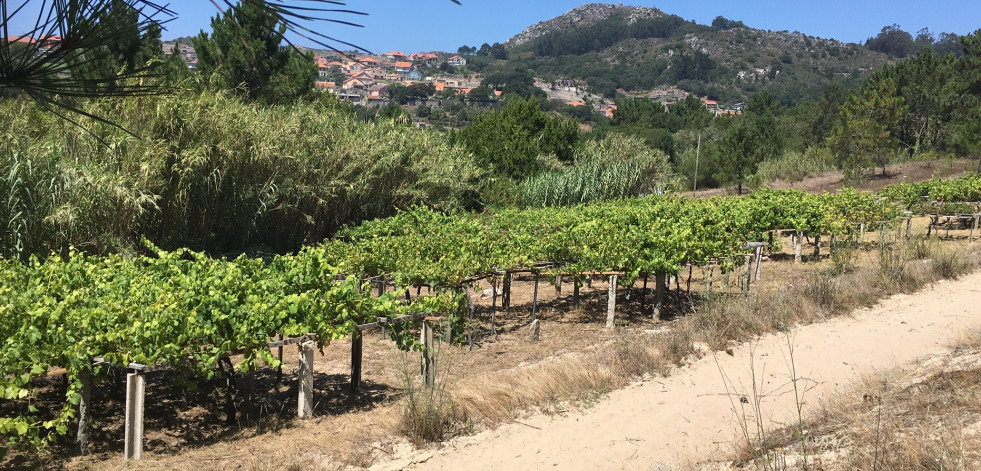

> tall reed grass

[
  {"left": 520, "top": 134, "right": 672, "bottom": 207},
  {"left": 0, "top": 91, "right": 482, "bottom": 258}
]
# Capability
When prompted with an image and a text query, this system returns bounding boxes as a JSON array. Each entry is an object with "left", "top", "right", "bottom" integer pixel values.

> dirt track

[{"left": 373, "top": 270, "right": 981, "bottom": 470}]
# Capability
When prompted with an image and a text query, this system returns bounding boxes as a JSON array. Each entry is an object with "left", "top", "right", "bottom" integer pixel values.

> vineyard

[{"left": 1, "top": 175, "right": 979, "bottom": 461}]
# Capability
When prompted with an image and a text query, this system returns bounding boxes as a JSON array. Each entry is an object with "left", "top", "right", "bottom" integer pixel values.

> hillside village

[{"left": 161, "top": 40, "right": 737, "bottom": 124}]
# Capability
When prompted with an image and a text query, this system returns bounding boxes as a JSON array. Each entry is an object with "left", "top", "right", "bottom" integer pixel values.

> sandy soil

[{"left": 372, "top": 270, "right": 981, "bottom": 471}]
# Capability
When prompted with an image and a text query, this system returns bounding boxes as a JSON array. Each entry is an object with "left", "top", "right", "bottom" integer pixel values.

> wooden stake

[
  {"left": 490, "top": 279, "right": 499, "bottom": 336},
  {"left": 300, "top": 340, "right": 315, "bottom": 417},
  {"left": 76, "top": 368, "right": 92, "bottom": 455},
  {"left": 573, "top": 277, "right": 581, "bottom": 307},
  {"left": 220, "top": 357, "right": 236, "bottom": 424},
  {"left": 754, "top": 246, "right": 763, "bottom": 281},
  {"left": 705, "top": 261, "right": 715, "bottom": 294},
  {"left": 420, "top": 322, "right": 435, "bottom": 386},
  {"left": 349, "top": 333, "right": 362, "bottom": 396},
  {"left": 741, "top": 255, "right": 751, "bottom": 296},
  {"left": 123, "top": 372, "right": 145, "bottom": 461},
  {"left": 606, "top": 274, "right": 618, "bottom": 329},
  {"left": 794, "top": 231, "right": 803, "bottom": 263},
  {"left": 502, "top": 273, "right": 512, "bottom": 311},
  {"left": 531, "top": 272, "right": 540, "bottom": 322},
  {"left": 813, "top": 234, "right": 822, "bottom": 259},
  {"left": 276, "top": 333, "right": 284, "bottom": 384},
  {"left": 464, "top": 285, "right": 474, "bottom": 350},
  {"left": 652, "top": 272, "right": 666, "bottom": 321}
]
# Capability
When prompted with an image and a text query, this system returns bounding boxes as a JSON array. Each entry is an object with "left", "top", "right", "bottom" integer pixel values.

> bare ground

[{"left": 373, "top": 269, "right": 981, "bottom": 471}]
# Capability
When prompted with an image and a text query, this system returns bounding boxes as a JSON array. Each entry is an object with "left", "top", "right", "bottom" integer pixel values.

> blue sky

[{"left": 8, "top": 1, "right": 981, "bottom": 53}]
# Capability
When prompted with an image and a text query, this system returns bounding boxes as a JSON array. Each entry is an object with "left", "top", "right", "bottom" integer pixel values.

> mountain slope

[{"left": 496, "top": 3, "right": 890, "bottom": 105}]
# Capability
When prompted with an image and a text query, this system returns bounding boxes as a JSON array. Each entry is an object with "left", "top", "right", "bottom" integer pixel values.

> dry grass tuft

[
  {"left": 447, "top": 238, "right": 981, "bottom": 437},
  {"left": 736, "top": 344, "right": 981, "bottom": 470},
  {"left": 450, "top": 329, "right": 699, "bottom": 425},
  {"left": 689, "top": 238, "right": 981, "bottom": 354}
]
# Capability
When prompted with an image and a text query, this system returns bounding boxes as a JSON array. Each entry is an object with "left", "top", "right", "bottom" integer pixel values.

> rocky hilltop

[{"left": 505, "top": 3, "right": 667, "bottom": 47}]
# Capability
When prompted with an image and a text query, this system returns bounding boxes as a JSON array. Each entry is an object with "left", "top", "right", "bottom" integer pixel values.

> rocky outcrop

[{"left": 505, "top": 3, "right": 666, "bottom": 48}]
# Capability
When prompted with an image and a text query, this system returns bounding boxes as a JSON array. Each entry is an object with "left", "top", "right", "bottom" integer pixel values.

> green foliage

[
  {"left": 877, "top": 173, "right": 981, "bottom": 210},
  {"left": 389, "top": 83, "right": 437, "bottom": 105},
  {"left": 454, "top": 97, "right": 580, "bottom": 180},
  {"left": 0, "top": 90, "right": 481, "bottom": 258},
  {"left": 520, "top": 134, "right": 672, "bottom": 207},
  {"left": 192, "top": 0, "right": 316, "bottom": 104},
  {"left": 711, "top": 16, "right": 746, "bottom": 31},
  {"left": 743, "top": 91, "right": 784, "bottom": 161},
  {"left": 756, "top": 148, "right": 832, "bottom": 183},
  {"left": 480, "top": 68, "right": 545, "bottom": 100},
  {"left": 529, "top": 13, "right": 695, "bottom": 57},
  {"left": 865, "top": 24, "right": 916, "bottom": 58},
  {"left": 0, "top": 245, "right": 459, "bottom": 451},
  {"left": 719, "top": 117, "right": 764, "bottom": 194},
  {"left": 827, "top": 77, "right": 904, "bottom": 181}
]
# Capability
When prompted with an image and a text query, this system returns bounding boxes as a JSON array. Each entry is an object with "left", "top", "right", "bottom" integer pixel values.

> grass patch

[{"left": 724, "top": 333, "right": 981, "bottom": 470}]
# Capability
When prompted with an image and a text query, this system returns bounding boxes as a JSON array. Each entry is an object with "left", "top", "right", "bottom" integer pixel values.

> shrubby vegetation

[
  {"left": 520, "top": 134, "right": 672, "bottom": 207},
  {"left": 0, "top": 90, "right": 481, "bottom": 258}
]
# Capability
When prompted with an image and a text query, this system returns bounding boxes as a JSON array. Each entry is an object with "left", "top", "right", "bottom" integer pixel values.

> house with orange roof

[
  {"left": 383, "top": 51, "right": 406, "bottom": 60},
  {"left": 5, "top": 35, "right": 34, "bottom": 45},
  {"left": 7, "top": 35, "right": 61, "bottom": 50},
  {"left": 314, "top": 81, "right": 336, "bottom": 92},
  {"left": 567, "top": 101, "right": 586, "bottom": 107},
  {"left": 395, "top": 61, "right": 413, "bottom": 73},
  {"left": 359, "top": 56, "right": 378, "bottom": 65},
  {"left": 408, "top": 52, "right": 438, "bottom": 66},
  {"left": 603, "top": 105, "right": 618, "bottom": 119},
  {"left": 447, "top": 55, "right": 467, "bottom": 67}
]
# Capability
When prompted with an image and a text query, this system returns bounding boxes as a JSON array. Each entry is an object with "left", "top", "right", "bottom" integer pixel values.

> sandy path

[{"left": 372, "top": 271, "right": 981, "bottom": 471}]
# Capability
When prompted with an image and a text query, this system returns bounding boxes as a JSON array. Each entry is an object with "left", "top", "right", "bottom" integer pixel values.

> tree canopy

[
  {"left": 454, "top": 97, "right": 580, "bottom": 179},
  {"left": 193, "top": 1, "right": 316, "bottom": 104}
]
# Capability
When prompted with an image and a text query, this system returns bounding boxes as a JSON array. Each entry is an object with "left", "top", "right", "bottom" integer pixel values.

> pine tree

[
  {"left": 827, "top": 78, "right": 904, "bottom": 181},
  {"left": 193, "top": 0, "right": 315, "bottom": 104}
]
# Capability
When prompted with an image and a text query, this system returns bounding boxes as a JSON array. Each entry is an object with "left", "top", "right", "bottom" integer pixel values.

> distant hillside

[
  {"left": 496, "top": 3, "right": 891, "bottom": 105},
  {"left": 505, "top": 3, "right": 669, "bottom": 48}
]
